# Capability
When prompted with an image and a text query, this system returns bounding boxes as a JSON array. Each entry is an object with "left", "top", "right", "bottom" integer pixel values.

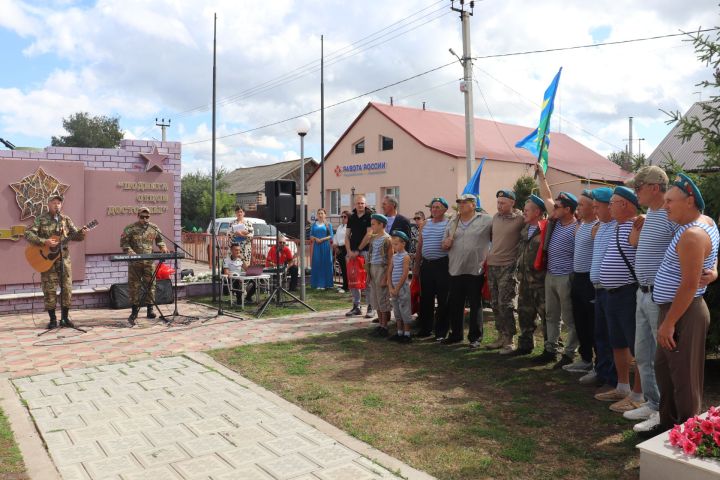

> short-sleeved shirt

[
  {"left": 421, "top": 218, "right": 449, "bottom": 260},
  {"left": 224, "top": 256, "right": 244, "bottom": 276},
  {"left": 573, "top": 220, "right": 598, "bottom": 273},
  {"left": 547, "top": 220, "right": 576, "bottom": 275},
  {"left": 635, "top": 208, "right": 677, "bottom": 286},
  {"left": 487, "top": 210, "right": 524, "bottom": 267},
  {"left": 599, "top": 220, "right": 637, "bottom": 289},
  {"left": 590, "top": 220, "right": 616, "bottom": 285},
  {"left": 266, "top": 246, "right": 293, "bottom": 267},
  {"left": 347, "top": 208, "right": 372, "bottom": 251}
]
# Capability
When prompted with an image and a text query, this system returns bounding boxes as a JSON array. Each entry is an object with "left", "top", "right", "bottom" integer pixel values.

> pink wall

[
  {"left": 308, "top": 108, "right": 606, "bottom": 218},
  {"left": 0, "top": 140, "right": 181, "bottom": 313}
]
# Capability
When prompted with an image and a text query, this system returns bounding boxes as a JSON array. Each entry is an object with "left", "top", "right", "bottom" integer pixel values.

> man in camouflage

[
  {"left": 513, "top": 194, "right": 548, "bottom": 355},
  {"left": 25, "top": 194, "right": 88, "bottom": 329},
  {"left": 120, "top": 207, "right": 168, "bottom": 325}
]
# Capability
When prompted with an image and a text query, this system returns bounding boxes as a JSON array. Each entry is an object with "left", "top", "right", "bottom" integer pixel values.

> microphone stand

[
  {"left": 145, "top": 224, "right": 198, "bottom": 324},
  {"left": 38, "top": 213, "right": 86, "bottom": 336}
]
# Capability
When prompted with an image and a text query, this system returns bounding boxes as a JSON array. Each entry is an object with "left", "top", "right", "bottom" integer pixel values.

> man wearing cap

[
  {"left": 25, "top": 194, "right": 88, "bottom": 329},
  {"left": 582, "top": 187, "right": 618, "bottom": 391},
  {"left": 121, "top": 207, "right": 168, "bottom": 325},
  {"left": 594, "top": 187, "right": 644, "bottom": 412},
  {"left": 512, "top": 194, "right": 548, "bottom": 355},
  {"left": 345, "top": 196, "right": 373, "bottom": 317},
  {"left": 650, "top": 174, "right": 719, "bottom": 437},
  {"left": 486, "top": 189, "right": 525, "bottom": 353},
  {"left": 440, "top": 193, "right": 493, "bottom": 346},
  {"left": 536, "top": 166, "right": 580, "bottom": 367},
  {"left": 413, "top": 197, "right": 451, "bottom": 339},
  {"left": 564, "top": 189, "right": 599, "bottom": 373}
]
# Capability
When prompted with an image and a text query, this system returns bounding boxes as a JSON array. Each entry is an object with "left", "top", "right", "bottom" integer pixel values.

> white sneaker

[
  {"left": 633, "top": 412, "right": 661, "bottom": 433},
  {"left": 562, "top": 359, "right": 593, "bottom": 372},
  {"left": 469, "top": 340, "right": 481, "bottom": 349},
  {"left": 623, "top": 404, "right": 656, "bottom": 421},
  {"left": 578, "top": 370, "right": 598, "bottom": 385},
  {"left": 337, "top": 288, "right": 345, "bottom": 293}
]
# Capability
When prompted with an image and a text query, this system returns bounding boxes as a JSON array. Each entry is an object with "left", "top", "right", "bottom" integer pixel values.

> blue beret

[
  {"left": 427, "top": 197, "right": 449, "bottom": 209},
  {"left": 391, "top": 230, "right": 409, "bottom": 243},
  {"left": 556, "top": 191, "right": 578, "bottom": 209},
  {"left": 591, "top": 187, "right": 613, "bottom": 203},
  {"left": 613, "top": 186, "right": 639, "bottom": 208},
  {"left": 371, "top": 213, "right": 388, "bottom": 224},
  {"left": 673, "top": 173, "right": 705, "bottom": 211},
  {"left": 528, "top": 194, "right": 546, "bottom": 212},
  {"left": 496, "top": 189, "right": 516, "bottom": 200}
]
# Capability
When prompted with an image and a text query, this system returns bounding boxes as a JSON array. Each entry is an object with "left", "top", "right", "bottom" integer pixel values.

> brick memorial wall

[{"left": 0, "top": 140, "right": 182, "bottom": 314}]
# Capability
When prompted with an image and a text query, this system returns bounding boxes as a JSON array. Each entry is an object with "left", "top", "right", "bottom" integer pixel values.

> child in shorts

[
  {"left": 359, "top": 214, "right": 392, "bottom": 336},
  {"left": 388, "top": 231, "right": 412, "bottom": 343}
]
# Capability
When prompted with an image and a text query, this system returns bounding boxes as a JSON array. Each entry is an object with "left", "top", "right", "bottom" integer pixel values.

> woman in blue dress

[{"left": 310, "top": 208, "right": 335, "bottom": 289}]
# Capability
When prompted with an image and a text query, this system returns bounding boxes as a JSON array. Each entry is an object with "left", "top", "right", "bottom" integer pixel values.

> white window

[
  {"left": 380, "top": 135, "right": 393, "bottom": 151},
  {"left": 382, "top": 186, "right": 400, "bottom": 209},
  {"left": 353, "top": 139, "right": 365, "bottom": 154},
  {"left": 328, "top": 190, "right": 340, "bottom": 215}
]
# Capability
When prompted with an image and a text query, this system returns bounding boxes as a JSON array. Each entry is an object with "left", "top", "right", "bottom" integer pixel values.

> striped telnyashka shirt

[
  {"left": 547, "top": 221, "right": 576, "bottom": 275},
  {"left": 527, "top": 224, "right": 538, "bottom": 239},
  {"left": 599, "top": 220, "right": 637, "bottom": 289},
  {"left": 635, "top": 208, "right": 677, "bottom": 287},
  {"left": 421, "top": 219, "right": 449, "bottom": 260},
  {"left": 573, "top": 220, "right": 598, "bottom": 273},
  {"left": 653, "top": 221, "right": 720, "bottom": 304},
  {"left": 391, "top": 251, "right": 408, "bottom": 287},
  {"left": 370, "top": 236, "right": 387, "bottom": 265},
  {"left": 590, "top": 220, "right": 616, "bottom": 285}
]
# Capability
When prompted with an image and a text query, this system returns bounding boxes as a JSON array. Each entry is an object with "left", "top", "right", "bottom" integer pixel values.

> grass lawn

[
  {"left": 209, "top": 320, "right": 720, "bottom": 480},
  {"left": 0, "top": 407, "right": 27, "bottom": 479},
  {"left": 192, "top": 287, "right": 351, "bottom": 317}
]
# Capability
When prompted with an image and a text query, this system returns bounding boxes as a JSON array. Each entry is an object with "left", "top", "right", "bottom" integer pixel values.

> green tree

[
  {"left": 181, "top": 168, "right": 235, "bottom": 231},
  {"left": 608, "top": 151, "right": 647, "bottom": 172},
  {"left": 51, "top": 112, "right": 124, "bottom": 148},
  {"left": 512, "top": 174, "right": 536, "bottom": 210}
]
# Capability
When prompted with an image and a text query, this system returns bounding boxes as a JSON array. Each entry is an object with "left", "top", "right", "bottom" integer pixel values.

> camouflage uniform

[
  {"left": 516, "top": 222, "right": 547, "bottom": 351},
  {"left": 120, "top": 222, "right": 167, "bottom": 306},
  {"left": 25, "top": 213, "right": 85, "bottom": 310}
]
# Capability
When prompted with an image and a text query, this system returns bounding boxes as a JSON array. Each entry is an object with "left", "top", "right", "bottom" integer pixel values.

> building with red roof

[{"left": 307, "top": 101, "right": 629, "bottom": 217}]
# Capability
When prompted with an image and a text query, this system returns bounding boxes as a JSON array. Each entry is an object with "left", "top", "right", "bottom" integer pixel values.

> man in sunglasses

[
  {"left": 266, "top": 235, "right": 299, "bottom": 291},
  {"left": 121, "top": 207, "right": 168, "bottom": 325}
]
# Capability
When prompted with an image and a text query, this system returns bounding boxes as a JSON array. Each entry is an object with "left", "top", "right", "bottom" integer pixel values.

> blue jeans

[
  {"left": 635, "top": 289, "right": 660, "bottom": 410},
  {"left": 594, "top": 289, "right": 617, "bottom": 387}
]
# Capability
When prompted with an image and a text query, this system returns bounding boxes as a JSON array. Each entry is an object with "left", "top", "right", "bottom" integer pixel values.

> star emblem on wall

[
  {"left": 140, "top": 146, "right": 167, "bottom": 172},
  {"left": 10, "top": 167, "right": 70, "bottom": 220},
  {"left": 334, "top": 165, "right": 342, "bottom": 177}
]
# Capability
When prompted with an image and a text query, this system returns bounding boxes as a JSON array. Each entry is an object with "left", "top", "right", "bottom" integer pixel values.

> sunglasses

[
  {"left": 139, "top": 215, "right": 150, "bottom": 219},
  {"left": 413, "top": 217, "right": 422, "bottom": 221},
  {"left": 341, "top": 215, "right": 348, "bottom": 218},
  {"left": 552, "top": 204, "right": 564, "bottom": 210}
]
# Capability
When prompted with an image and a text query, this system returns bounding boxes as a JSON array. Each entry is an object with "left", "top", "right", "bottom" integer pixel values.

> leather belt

[
  {"left": 640, "top": 284, "right": 654, "bottom": 294},
  {"left": 607, "top": 283, "right": 638, "bottom": 294}
]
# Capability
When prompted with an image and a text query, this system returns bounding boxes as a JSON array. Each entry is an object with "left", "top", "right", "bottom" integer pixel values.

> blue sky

[{"left": 0, "top": 0, "right": 717, "bottom": 175}]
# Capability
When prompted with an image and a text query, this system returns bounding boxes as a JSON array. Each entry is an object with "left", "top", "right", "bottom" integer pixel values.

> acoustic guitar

[{"left": 25, "top": 220, "right": 98, "bottom": 273}]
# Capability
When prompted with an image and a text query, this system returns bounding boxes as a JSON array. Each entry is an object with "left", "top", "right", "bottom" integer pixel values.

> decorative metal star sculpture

[
  {"left": 10, "top": 167, "right": 70, "bottom": 220},
  {"left": 140, "top": 146, "right": 167, "bottom": 172}
]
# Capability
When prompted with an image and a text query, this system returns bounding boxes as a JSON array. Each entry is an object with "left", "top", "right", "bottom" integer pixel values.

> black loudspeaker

[
  {"left": 265, "top": 180, "right": 297, "bottom": 223},
  {"left": 109, "top": 280, "right": 173, "bottom": 309}
]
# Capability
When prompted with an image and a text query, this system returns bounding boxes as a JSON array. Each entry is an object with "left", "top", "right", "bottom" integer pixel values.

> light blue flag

[
  {"left": 515, "top": 67, "right": 562, "bottom": 173},
  {"left": 463, "top": 157, "right": 486, "bottom": 210}
]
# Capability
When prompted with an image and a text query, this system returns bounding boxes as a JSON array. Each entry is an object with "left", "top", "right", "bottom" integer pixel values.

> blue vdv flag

[
  {"left": 515, "top": 67, "right": 562, "bottom": 173},
  {"left": 463, "top": 157, "right": 486, "bottom": 209}
]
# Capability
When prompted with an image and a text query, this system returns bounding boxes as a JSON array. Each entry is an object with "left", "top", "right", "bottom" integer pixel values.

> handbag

[{"left": 347, "top": 255, "right": 367, "bottom": 290}]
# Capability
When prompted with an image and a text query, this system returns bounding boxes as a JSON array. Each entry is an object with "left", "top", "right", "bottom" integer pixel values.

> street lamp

[{"left": 296, "top": 117, "right": 311, "bottom": 301}]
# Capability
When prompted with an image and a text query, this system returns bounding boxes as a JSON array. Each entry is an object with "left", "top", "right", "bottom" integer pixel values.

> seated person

[
  {"left": 223, "top": 243, "right": 256, "bottom": 304},
  {"left": 266, "top": 236, "right": 299, "bottom": 291}
]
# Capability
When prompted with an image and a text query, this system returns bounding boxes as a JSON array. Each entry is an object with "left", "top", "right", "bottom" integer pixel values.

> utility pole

[
  {"left": 637, "top": 138, "right": 645, "bottom": 157},
  {"left": 320, "top": 35, "right": 325, "bottom": 208},
  {"left": 155, "top": 118, "right": 171, "bottom": 141},
  {"left": 628, "top": 116, "right": 633, "bottom": 157},
  {"left": 451, "top": 0, "right": 475, "bottom": 183}
]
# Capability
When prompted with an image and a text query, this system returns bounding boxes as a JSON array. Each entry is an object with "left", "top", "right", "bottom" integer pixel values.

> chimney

[
  {"left": 390, "top": 96, "right": 393, "bottom": 106},
  {"left": 422, "top": 102, "right": 426, "bottom": 111}
]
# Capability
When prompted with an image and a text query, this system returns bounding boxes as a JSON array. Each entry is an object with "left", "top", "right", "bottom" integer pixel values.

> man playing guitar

[{"left": 24, "top": 194, "right": 89, "bottom": 329}]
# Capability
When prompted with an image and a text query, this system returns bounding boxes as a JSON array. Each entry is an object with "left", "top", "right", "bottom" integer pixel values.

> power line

[{"left": 472, "top": 27, "right": 719, "bottom": 60}]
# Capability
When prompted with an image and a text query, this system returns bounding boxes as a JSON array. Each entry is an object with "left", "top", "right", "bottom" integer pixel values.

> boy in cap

[
  {"left": 359, "top": 214, "right": 393, "bottom": 336},
  {"left": 25, "top": 194, "right": 89, "bottom": 329},
  {"left": 388, "top": 230, "right": 412, "bottom": 343}
]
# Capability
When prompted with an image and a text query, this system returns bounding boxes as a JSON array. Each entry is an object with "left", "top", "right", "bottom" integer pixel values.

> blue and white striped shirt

[
  {"left": 573, "top": 220, "right": 598, "bottom": 273},
  {"left": 653, "top": 221, "right": 720, "bottom": 304},
  {"left": 370, "top": 236, "right": 387, "bottom": 265},
  {"left": 590, "top": 220, "right": 616, "bottom": 284},
  {"left": 528, "top": 225, "right": 538, "bottom": 239},
  {"left": 599, "top": 220, "right": 637, "bottom": 289},
  {"left": 391, "top": 251, "right": 408, "bottom": 287},
  {"left": 636, "top": 208, "right": 677, "bottom": 287},
  {"left": 421, "top": 219, "right": 449, "bottom": 260},
  {"left": 547, "top": 221, "right": 576, "bottom": 275}
]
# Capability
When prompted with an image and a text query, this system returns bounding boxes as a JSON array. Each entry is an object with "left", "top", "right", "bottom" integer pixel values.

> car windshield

[
  {"left": 253, "top": 224, "right": 276, "bottom": 236},
  {"left": 218, "top": 222, "right": 231, "bottom": 235}
]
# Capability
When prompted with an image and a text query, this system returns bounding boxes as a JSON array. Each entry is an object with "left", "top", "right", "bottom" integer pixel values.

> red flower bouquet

[{"left": 668, "top": 406, "right": 720, "bottom": 458}]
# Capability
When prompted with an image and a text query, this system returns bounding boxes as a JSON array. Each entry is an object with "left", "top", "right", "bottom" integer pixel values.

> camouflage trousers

[
  {"left": 487, "top": 264, "right": 518, "bottom": 337},
  {"left": 40, "top": 258, "right": 72, "bottom": 310},
  {"left": 128, "top": 261, "right": 156, "bottom": 306},
  {"left": 517, "top": 274, "right": 546, "bottom": 350}
]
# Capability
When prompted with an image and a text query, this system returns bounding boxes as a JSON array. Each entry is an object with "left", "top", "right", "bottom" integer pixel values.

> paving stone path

[{"left": 13, "top": 356, "right": 403, "bottom": 480}]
